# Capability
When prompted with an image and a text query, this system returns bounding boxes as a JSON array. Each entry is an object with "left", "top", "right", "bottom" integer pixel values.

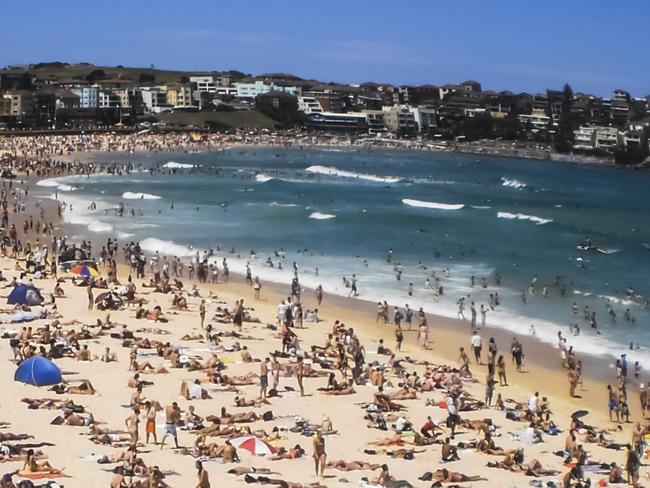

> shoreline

[
  {"left": 46, "top": 191, "right": 633, "bottom": 423},
  {"left": 0, "top": 167, "right": 645, "bottom": 487},
  {"left": 2, "top": 128, "right": 645, "bottom": 172}
]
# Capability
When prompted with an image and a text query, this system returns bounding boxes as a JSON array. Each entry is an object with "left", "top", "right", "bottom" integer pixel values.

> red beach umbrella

[{"left": 229, "top": 435, "right": 277, "bottom": 455}]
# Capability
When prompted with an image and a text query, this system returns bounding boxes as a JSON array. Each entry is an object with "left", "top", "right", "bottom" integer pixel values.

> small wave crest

[
  {"left": 122, "top": 192, "right": 162, "bottom": 200},
  {"left": 402, "top": 198, "right": 464, "bottom": 210},
  {"left": 163, "top": 161, "right": 195, "bottom": 169},
  {"left": 87, "top": 221, "right": 114, "bottom": 233},
  {"left": 36, "top": 178, "right": 76, "bottom": 192},
  {"left": 305, "top": 165, "right": 401, "bottom": 184},
  {"left": 501, "top": 178, "right": 527, "bottom": 189},
  {"left": 308, "top": 212, "right": 336, "bottom": 220},
  {"left": 139, "top": 237, "right": 196, "bottom": 257},
  {"left": 255, "top": 174, "right": 274, "bottom": 183},
  {"left": 497, "top": 211, "right": 552, "bottom": 225}
]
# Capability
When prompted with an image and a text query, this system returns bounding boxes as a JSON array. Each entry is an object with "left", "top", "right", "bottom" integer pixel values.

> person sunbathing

[
  {"left": 434, "top": 468, "right": 487, "bottom": 483},
  {"left": 0, "top": 433, "right": 33, "bottom": 442},
  {"left": 374, "top": 387, "right": 404, "bottom": 411},
  {"left": 326, "top": 460, "right": 381, "bottom": 471},
  {"left": 234, "top": 395, "right": 270, "bottom": 407},
  {"left": 21, "top": 398, "right": 79, "bottom": 411},
  {"left": 21, "top": 449, "right": 63, "bottom": 475},
  {"left": 270, "top": 445, "right": 305, "bottom": 460},
  {"left": 227, "top": 467, "right": 279, "bottom": 476},
  {"left": 220, "top": 407, "right": 258, "bottom": 423},
  {"left": 181, "top": 380, "right": 212, "bottom": 400},
  {"left": 132, "top": 359, "right": 168, "bottom": 374},
  {"left": 390, "top": 386, "right": 417, "bottom": 400},
  {"left": 51, "top": 379, "right": 96, "bottom": 395},
  {"left": 51, "top": 411, "right": 95, "bottom": 427},
  {"left": 322, "top": 381, "right": 356, "bottom": 395},
  {"left": 477, "top": 433, "right": 506, "bottom": 455},
  {"left": 214, "top": 372, "right": 258, "bottom": 386},
  {"left": 441, "top": 437, "right": 460, "bottom": 461},
  {"left": 486, "top": 447, "right": 524, "bottom": 468},
  {"left": 369, "top": 433, "right": 405, "bottom": 447}
]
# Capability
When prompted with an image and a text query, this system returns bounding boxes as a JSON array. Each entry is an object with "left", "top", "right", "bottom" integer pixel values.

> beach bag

[{"left": 262, "top": 410, "right": 274, "bottom": 421}]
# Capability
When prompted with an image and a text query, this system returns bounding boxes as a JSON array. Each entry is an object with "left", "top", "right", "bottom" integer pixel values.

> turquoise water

[{"left": 36, "top": 148, "right": 650, "bottom": 364}]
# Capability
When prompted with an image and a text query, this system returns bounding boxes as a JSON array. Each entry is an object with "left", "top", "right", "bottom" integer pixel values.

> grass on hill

[{"left": 154, "top": 110, "right": 279, "bottom": 129}]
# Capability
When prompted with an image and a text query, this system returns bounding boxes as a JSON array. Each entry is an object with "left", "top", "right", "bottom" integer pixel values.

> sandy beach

[{"left": 0, "top": 140, "right": 648, "bottom": 488}]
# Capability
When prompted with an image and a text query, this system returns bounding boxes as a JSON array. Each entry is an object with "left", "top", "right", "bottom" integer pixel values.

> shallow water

[{"left": 37, "top": 148, "right": 650, "bottom": 365}]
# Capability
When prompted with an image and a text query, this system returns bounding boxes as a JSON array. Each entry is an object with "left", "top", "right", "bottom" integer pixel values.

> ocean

[{"left": 34, "top": 148, "right": 650, "bottom": 366}]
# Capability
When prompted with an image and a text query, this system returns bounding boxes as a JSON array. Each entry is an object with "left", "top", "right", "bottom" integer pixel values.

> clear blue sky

[{"left": 3, "top": 0, "right": 649, "bottom": 97}]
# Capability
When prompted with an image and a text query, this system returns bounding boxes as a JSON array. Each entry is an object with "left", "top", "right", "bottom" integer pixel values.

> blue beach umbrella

[
  {"left": 14, "top": 356, "right": 62, "bottom": 386},
  {"left": 7, "top": 284, "right": 44, "bottom": 306}
]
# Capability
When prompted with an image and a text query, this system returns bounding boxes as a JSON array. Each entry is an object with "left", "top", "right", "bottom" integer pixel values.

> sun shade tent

[
  {"left": 7, "top": 284, "right": 44, "bottom": 306},
  {"left": 14, "top": 356, "right": 63, "bottom": 386}
]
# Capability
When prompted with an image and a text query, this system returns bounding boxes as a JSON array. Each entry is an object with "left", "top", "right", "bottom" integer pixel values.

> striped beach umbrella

[
  {"left": 70, "top": 264, "right": 100, "bottom": 277},
  {"left": 229, "top": 436, "right": 277, "bottom": 456}
]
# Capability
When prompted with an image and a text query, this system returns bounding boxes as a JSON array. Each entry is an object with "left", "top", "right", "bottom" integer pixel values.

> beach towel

[{"left": 18, "top": 473, "right": 70, "bottom": 480}]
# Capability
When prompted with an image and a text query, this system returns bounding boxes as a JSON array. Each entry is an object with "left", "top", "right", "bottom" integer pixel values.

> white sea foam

[
  {"left": 305, "top": 165, "right": 401, "bottom": 184},
  {"left": 270, "top": 202, "right": 299, "bottom": 207},
  {"left": 308, "top": 212, "right": 336, "bottom": 220},
  {"left": 122, "top": 192, "right": 162, "bottom": 200},
  {"left": 116, "top": 231, "right": 135, "bottom": 239},
  {"left": 402, "top": 198, "right": 464, "bottom": 210},
  {"left": 255, "top": 174, "right": 274, "bottom": 183},
  {"left": 36, "top": 178, "right": 76, "bottom": 191},
  {"left": 470, "top": 205, "right": 491, "bottom": 210},
  {"left": 501, "top": 178, "right": 527, "bottom": 189},
  {"left": 163, "top": 161, "right": 195, "bottom": 169},
  {"left": 36, "top": 178, "right": 61, "bottom": 188},
  {"left": 497, "top": 211, "right": 552, "bottom": 225},
  {"left": 87, "top": 221, "right": 114, "bottom": 233},
  {"left": 139, "top": 237, "right": 196, "bottom": 257}
]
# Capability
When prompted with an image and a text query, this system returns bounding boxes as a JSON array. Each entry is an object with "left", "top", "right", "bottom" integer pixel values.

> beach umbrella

[
  {"left": 229, "top": 436, "right": 277, "bottom": 456},
  {"left": 14, "top": 356, "right": 62, "bottom": 386},
  {"left": 571, "top": 410, "right": 589, "bottom": 419},
  {"left": 70, "top": 264, "right": 100, "bottom": 277},
  {"left": 7, "top": 284, "right": 44, "bottom": 306}
]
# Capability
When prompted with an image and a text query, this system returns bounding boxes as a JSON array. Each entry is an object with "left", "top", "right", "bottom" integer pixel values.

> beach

[{"left": 0, "top": 136, "right": 648, "bottom": 488}]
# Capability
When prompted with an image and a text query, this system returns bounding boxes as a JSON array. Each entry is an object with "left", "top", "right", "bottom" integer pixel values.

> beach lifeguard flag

[
  {"left": 7, "top": 284, "right": 44, "bottom": 306},
  {"left": 14, "top": 356, "right": 62, "bottom": 386},
  {"left": 70, "top": 264, "right": 100, "bottom": 277}
]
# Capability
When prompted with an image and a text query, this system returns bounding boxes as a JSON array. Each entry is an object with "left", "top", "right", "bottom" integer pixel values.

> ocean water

[{"left": 35, "top": 148, "right": 650, "bottom": 365}]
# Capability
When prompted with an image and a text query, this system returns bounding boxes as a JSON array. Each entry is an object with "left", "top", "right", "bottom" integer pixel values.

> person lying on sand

[
  {"left": 50, "top": 379, "right": 96, "bottom": 395},
  {"left": 270, "top": 445, "right": 305, "bottom": 460},
  {"left": 227, "top": 466, "right": 279, "bottom": 476},
  {"left": 234, "top": 395, "right": 270, "bottom": 407},
  {"left": 433, "top": 468, "right": 487, "bottom": 483},
  {"left": 326, "top": 460, "right": 381, "bottom": 471}
]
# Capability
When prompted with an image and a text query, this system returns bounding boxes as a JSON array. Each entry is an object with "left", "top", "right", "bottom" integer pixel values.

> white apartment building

[
  {"left": 518, "top": 113, "right": 552, "bottom": 132},
  {"left": 573, "top": 126, "right": 623, "bottom": 150},
  {"left": 235, "top": 81, "right": 300, "bottom": 99},
  {"left": 297, "top": 96, "right": 323, "bottom": 114},
  {"left": 140, "top": 87, "right": 171, "bottom": 114},
  {"left": 411, "top": 106, "right": 438, "bottom": 131},
  {"left": 190, "top": 76, "right": 217, "bottom": 94}
]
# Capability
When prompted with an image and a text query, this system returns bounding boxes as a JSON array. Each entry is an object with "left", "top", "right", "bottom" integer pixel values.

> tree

[
  {"left": 555, "top": 83, "right": 575, "bottom": 152},
  {"left": 138, "top": 73, "right": 156, "bottom": 83},
  {"left": 86, "top": 69, "right": 107, "bottom": 82}
]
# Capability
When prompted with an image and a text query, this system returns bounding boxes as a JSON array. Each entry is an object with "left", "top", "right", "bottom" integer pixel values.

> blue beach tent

[
  {"left": 7, "top": 284, "right": 44, "bottom": 306},
  {"left": 14, "top": 356, "right": 62, "bottom": 386}
]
